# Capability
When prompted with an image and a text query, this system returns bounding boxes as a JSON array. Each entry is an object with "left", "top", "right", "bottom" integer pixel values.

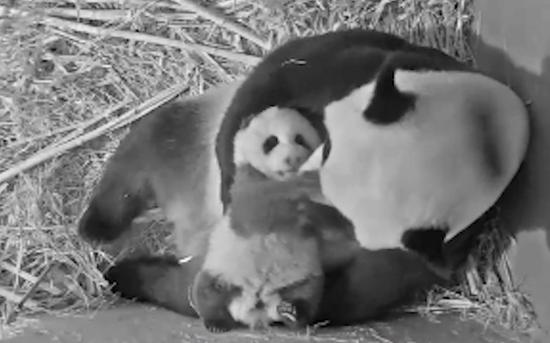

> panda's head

[{"left": 233, "top": 107, "right": 322, "bottom": 181}]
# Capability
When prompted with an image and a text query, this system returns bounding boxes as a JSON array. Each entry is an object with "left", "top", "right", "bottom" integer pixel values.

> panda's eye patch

[
  {"left": 294, "top": 134, "right": 307, "bottom": 148},
  {"left": 263, "top": 135, "right": 279, "bottom": 154}
]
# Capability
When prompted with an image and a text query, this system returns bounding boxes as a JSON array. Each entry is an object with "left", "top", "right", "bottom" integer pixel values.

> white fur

[
  {"left": 298, "top": 144, "right": 325, "bottom": 172},
  {"left": 202, "top": 216, "right": 322, "bottom": 327},
  {"left": 316, "top": 69, "right": 529, "bottom": 250},
  {"left": 234, "top": 107, "right": 322, "bottom": 180}
]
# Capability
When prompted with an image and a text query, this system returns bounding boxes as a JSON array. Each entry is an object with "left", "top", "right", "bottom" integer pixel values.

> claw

[
  {"left": 204, "top": 319, "right": 234, "bottom": 334},
  {"left": 277, "top": 301, "right": 297, "bottom": 322}
]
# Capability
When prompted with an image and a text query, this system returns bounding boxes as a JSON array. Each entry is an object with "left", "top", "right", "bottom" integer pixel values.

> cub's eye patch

[
  {"left": 294, "top": 134, "right": 308, "bottom": 148},
  {"left": 263, "top": 135, "right": 279, "bottom": 154}
]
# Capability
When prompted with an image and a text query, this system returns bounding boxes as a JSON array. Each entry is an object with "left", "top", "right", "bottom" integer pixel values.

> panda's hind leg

[{"left": 191, "top": 270, "right": 241, "bottom": 333}]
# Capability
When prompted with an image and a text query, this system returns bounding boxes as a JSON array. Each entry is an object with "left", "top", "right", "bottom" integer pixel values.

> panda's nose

[{"left": 285, "top": 156, "right": 303, "bottom": 168}]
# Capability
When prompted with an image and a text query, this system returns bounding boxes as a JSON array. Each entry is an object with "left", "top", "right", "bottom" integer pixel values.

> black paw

[
  {"left": 401, "top": 227, "right": 448, "bottom": 265},
  {"left": 277, "top": 301, "right": 298, "bottom": 325},
  {"left": 204, "top": 319, "right": 234, "bottom": 334},
  {"left": 425, "top": 260, "right": 454, "bottom": 282}
]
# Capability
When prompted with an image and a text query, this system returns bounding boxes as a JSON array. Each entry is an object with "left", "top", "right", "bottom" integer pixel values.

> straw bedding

[{"left": 0, "top": 0, "right": 538, "bottom": 335}]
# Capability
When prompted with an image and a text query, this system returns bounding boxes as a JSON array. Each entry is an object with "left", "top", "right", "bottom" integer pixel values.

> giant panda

[
  {"left": 77, "top": 79, "right": 322, "bottom": 257},
  {"left": 190, "top": 165, "right": 360, "bottom": 333},
  {"left": 99, "top": 28, "right": 528, "bottom": 330},
  {"left": 214, "top": 28, "right": 530, "bottom": 272}
]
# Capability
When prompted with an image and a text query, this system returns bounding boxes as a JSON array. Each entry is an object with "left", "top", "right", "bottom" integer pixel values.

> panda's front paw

[
  {"left": 277, "top": 301, "right": 298, "bottom": 323},
  {"left": 204, "top": 319, "right": 234, "bottom": 334}
]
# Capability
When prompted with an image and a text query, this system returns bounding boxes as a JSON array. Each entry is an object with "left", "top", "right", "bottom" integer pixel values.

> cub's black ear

[{"left": 363, "top": 55, "right": 416, "bottom": 125}]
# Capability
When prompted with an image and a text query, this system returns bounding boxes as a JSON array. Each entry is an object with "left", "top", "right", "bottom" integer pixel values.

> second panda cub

[
  {"left": 191, "top": 166, "right": 358, "bottom": 333},
  {"left": 234, "top": 107, "right": 322, "bottom": 181}
]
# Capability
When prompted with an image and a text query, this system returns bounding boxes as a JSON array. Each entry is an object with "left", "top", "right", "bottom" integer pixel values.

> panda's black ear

[
  {"left": 363, "top": 55, "right": 416, "bottom": 125},
  {"left": 374, "top": 60, "right": 400, "bottom": 100}
]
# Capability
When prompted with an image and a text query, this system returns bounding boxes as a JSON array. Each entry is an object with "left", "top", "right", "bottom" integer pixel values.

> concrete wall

[{"left": 472, "top": 0, "right": 550, "bottom": 338}]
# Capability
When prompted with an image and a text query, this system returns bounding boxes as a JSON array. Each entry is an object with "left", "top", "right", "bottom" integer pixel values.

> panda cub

[
  {"left": 190, "top": 165, "right": 358, "bottom": 333},
  {"left": 233, "top": 106, "right": 322, "bottom": 181}
]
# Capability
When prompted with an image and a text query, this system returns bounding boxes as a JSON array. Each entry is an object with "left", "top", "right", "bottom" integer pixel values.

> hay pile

[{"left": 0, "top": 0, "right": 537, "bottom": 335}]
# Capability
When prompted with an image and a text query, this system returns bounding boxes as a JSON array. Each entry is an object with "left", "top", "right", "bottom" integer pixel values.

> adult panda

[{"left": 214, "top": 28, "right": 530, "bottom": 270}]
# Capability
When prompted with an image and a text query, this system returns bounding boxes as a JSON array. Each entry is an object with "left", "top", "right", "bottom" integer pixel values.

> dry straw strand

[
  {"left": 5, "top": 262, "right": 56, "bottom": 324},
  {"left": 0, "top": 288, "right": 39, "bottom": 311},
  {"left": 0, "top": 262, "right": 62, "bottom": 296},
  {"left": 0, "top": 83, "right": 188, "bottom": 184},
  {"left": 42, "top": 16, "right": 261, "bottom": 65},
  {"left": 172, "top": 0, "right": 271, "bottom": 50}
]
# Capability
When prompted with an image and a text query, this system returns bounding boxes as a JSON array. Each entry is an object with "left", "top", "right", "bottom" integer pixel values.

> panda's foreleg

[
  {"left": 104, "top": 254, "right": 203, "bottom": 317},
  {"left": 276, "top": 275, "right": 324, "bottom": 329},
  {"left": 78, "top": 160, "right": 152, "bottom": 243}
]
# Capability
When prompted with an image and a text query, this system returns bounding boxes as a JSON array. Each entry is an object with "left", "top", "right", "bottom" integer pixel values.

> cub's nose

[{"left": 284, "top": 155, "right": 304, "bottom": 169}]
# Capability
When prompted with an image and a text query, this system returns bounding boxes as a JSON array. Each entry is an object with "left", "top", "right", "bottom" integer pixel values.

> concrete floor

[{"left": 1, "top": 303, "right": 533, "bottom": 343}]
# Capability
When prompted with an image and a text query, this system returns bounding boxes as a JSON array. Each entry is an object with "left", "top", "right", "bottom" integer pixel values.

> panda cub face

[{"left": 233, "top": 107, "right": 322, "bottom": 181}]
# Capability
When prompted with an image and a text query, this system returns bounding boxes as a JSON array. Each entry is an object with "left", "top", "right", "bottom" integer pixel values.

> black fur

[
  {"left": 78, "top": 184, "right": 152, "bottom": 243},
  {"left": 321, "top": 139, "right": 331, "bottom": 165},
  {"left": 275, "top": 275, "right": 325, "bottom": 329},
  {"left": 315, "top": 248, "right": 446, "bottom": 326},
  {"left": 191, "top": 270, "right": 242, "bottom": 332},
  {"left": 401, "top": 227, "right": 450, "bottom": 267},
  {"left": 363, "top": 61, "right": 416, "bottom": 124},
  {"left": 104, "top": 254, "right": 203, "bottom": 317},
  {"left": 215, "top": 29, "right": 475, "bottom": 209}
]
